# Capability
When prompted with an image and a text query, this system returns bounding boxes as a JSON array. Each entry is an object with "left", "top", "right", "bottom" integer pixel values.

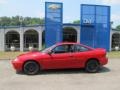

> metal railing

[
  {"left": 24, "top": 43, "right": 39, "bottom": 48},
  {"left": 5, "top": 43, "right": 39, "bottom": 51},
  {"left": 5, "top": 43, "right": 20, "bottom": 51}
]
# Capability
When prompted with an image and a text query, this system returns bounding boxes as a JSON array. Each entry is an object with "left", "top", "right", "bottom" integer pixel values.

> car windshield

[{"left": 40, "top": 45, "right": 56, "bottom": 53}]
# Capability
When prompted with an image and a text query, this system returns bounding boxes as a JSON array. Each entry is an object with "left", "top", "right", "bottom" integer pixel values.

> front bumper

[{"left": 11, "top": 60, "right": 23, "bottom": 71}]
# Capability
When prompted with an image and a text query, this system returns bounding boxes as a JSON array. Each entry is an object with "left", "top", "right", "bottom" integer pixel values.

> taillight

[{"left": 106, "top": 53, "right": 108, "bottom": 57}]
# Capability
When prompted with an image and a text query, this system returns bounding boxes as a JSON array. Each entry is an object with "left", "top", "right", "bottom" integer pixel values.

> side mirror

[{"left": 47, "top": 50, "right": 53, "bottom": 55}]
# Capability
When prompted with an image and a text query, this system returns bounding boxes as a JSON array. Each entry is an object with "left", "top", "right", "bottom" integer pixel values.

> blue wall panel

[
  {"left": 80, "top": 4, "right": 110, "bottom": 51},
  {"left": 80, "top": 27, "right": 95, "bottom": 47},
  {"left": 45, "top": 2, "right": 63, "bottom": 47}
]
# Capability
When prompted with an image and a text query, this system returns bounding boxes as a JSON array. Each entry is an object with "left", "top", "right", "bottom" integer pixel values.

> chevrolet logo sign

[{"left": 48, "top": 4, "right": 61, "bottom": 10}]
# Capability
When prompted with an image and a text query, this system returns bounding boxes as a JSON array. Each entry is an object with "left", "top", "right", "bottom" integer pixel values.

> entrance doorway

[
  {"left": 112, "top": 33, "right": 120, "bottom": 50},
  {"left": 63, "top": 27, "right": 77, "bottom": 42},
  {"left": 24, "top": 30, "right": 39, "bottom": 51},
  {"left": 5, "top": 31, "right": 20, "bottom": 51}
]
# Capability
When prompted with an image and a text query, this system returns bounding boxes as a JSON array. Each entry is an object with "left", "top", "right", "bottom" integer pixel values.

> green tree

[
  {"left": 72, "top": 20, "right": 80, "bottom": 24},
  {"left": 0, "top": 16, "right": 44, "bottom": 26},
  {"left": 116, "top": 25, "right": 120, "bottom": 30},
  {"left": 0, "top": 16, "right": 11, "bottom": 26},
  {"left": 11, "top": 16, "right": 21, "bottom": 26}
]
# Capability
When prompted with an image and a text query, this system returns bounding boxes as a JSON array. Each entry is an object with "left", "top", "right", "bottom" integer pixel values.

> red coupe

[{"left": 12, "top": 42, "right": 108, "bottom": 75}]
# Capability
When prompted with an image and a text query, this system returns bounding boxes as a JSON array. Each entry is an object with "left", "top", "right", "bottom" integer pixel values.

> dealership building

[
  {"left": 0, "top": 24, "right": 119, "bottom": 51},
  {"left": 0, "top": 3, "right": 120, "bottom": 52},
  {"left": 0, "top": 24, "right": 80, "bottom": 51}
]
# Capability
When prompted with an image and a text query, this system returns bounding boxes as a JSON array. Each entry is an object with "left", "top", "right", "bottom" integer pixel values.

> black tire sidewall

[
  {"left": 23, "top": 61, "right": 40, "bottom": 75},
  {"left": 86, "top": 60, "right": 100, "bottom": 73}
]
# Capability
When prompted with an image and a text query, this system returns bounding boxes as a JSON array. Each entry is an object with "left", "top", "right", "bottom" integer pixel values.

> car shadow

[
  {"left": 99, "top": 67, "right": 111, "bottom": 73},
  {"left": 16, "top": 67, "right": 111, "bottom": 75}
]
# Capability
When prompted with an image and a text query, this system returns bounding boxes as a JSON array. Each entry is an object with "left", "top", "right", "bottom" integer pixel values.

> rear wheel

[
  {"left": 23, "top": 61, "right": 40, "bottom": 75},
  {"left": 85, "top": 60, "right": 100, "bottom": 73}
]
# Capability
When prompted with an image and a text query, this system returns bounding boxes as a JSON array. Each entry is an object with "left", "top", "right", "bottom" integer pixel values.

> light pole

[
  {"left": 19, "top": 16, "right": 24, "bottom": 51},
  {"left": 110, "top": 21, "right": 114, "bottom": 51},
  {"left": 0, "top": 18, "right": 2, "bottom": 29},
  {"left": 19, "top": 16, "right": 24, "bottom": 27}
]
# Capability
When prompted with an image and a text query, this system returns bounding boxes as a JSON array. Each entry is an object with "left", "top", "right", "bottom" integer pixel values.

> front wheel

[
  {"left": 85, "top": 60, "right": 100, "bottom": 73},
  {"left": 23, "top": 61, "right": 40, "bottom": 75}
]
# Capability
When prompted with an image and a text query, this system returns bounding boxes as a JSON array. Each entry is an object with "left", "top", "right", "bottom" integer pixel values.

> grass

[
  {"left": 0, "top": 51, "right": 24, "bottom": 60},
  {"left": 107, "top": 51, "right": 120, "bottom": 58},
  {"left": 0, "top": 51, "right": 120, "bottom": 60}
]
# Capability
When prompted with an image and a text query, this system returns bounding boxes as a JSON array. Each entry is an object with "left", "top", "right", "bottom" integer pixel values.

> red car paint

[{"left": 12, "top": 42, "right": 108, "bottom": 72}]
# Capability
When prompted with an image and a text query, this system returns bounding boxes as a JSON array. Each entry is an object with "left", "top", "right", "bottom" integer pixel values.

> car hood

[{"left": 17, "top": 51, "right": 45, "bottom": 58}]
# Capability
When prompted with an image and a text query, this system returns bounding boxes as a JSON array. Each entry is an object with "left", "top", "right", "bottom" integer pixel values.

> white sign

[
  {"left": 83, "top": 19, "right": 93, "bottom": 24},
  {"left": 48, "top": 4, "right": 61, "bottom": 10}
]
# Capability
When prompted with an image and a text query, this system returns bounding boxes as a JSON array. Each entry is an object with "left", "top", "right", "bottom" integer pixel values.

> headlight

[{"left": 14, "top": 58, "right": 19, "bottom": 62}]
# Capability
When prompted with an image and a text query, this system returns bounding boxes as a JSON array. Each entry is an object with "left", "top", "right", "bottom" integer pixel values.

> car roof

[
  {"left": 56, "top": 42, "right": 94, "bottom": 50},
  {"left": 56, "top": 42, "right": 78, "bottom": 45}
]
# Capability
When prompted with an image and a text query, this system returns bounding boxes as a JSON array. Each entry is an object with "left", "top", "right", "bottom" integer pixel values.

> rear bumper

[
  {"left": 100, "top": 57, "right": 108, "bottom": 65},
  {"left": 11, "top": 60, "right": 23, "bottom": 71}
]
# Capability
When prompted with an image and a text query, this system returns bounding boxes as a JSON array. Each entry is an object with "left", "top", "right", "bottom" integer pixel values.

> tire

[
  {"left": 85, "top": 60, "right": 100, "bottom": 73},
  {"left": 23, "top": 61, "right": 40, "bottom": 75}
]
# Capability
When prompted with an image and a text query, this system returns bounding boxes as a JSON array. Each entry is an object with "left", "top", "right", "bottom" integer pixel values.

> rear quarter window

[{"left": 74, "top": 45, "right": 90, "bottom": 52}]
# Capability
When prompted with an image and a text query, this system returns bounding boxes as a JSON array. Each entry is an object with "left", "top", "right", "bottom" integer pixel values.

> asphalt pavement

[{"left": 0, "top": 59, "right": 120, "bottom": 90}]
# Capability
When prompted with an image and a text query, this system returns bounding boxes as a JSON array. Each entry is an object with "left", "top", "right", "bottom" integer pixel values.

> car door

[{"left": 47, "top": 44, "right": 76, "bottom": 69}]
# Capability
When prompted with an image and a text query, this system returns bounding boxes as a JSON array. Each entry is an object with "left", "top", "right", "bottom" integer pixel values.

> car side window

[
  {"left": 52, "top": 44, "right": 74, "bottom": 54},
  {"left": 74, "top": 45, "right": 89, "bottom": 52},
  {"left": 52, "top": 45, "right": 69, "bottom": 54}
]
